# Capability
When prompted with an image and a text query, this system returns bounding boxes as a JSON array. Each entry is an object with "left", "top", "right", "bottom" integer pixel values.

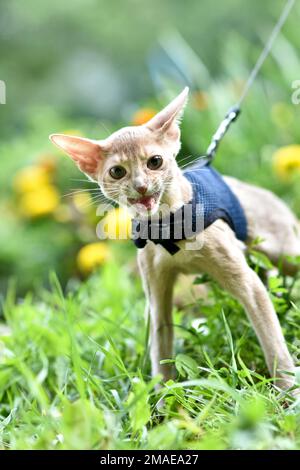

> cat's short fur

[{"left": 50, "top": 87, "right": 300, "bottom": 390}]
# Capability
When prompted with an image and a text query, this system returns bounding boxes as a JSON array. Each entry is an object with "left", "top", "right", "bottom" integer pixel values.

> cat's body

[
  {"left": 137, "top": 174, "right": 300, "bottom": 388},
  {"left": 225, "top": 175, "right": 300, "bottom": 274},
  {"left": 50, "top": 87, "right": 300, "bottom": 391}
]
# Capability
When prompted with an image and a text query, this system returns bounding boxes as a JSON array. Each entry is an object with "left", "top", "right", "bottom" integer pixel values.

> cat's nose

[{"left": 135, "top": 185, "right": 148, "bottom": 195}]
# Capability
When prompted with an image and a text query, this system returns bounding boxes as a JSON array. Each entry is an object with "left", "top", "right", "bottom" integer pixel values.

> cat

[{"left": 50, "top": 87, "right": 300, "bottom": 392}]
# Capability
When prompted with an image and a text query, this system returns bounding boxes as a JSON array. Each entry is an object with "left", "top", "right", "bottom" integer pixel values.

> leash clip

[
  {"left": 226, "top": 105, "right": 241, "bottom": 122},
  {"left": 205, "top": 105, "right": 241, "bottom": 162}
]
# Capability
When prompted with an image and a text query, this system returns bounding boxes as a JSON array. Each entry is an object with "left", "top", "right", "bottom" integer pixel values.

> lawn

[{"left": 1, "top": 253, "right": 300, "bottom": 449}]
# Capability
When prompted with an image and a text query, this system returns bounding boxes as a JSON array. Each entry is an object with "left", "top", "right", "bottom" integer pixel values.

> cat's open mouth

[{"left": 128, "top": 192, "right": 160, "bottom": 210}]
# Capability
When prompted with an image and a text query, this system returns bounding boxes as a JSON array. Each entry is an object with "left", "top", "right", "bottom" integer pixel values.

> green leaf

[
  {"left": 126, "top": 377, "right": 151, "bottom": 434},
  {"left": 249, "top": 250, "right": 274, "bottom": 270},
  {"left": 175, "top": 354, "right": 199, "bottom": 379}
]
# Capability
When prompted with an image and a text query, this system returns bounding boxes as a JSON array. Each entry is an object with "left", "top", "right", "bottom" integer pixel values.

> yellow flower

[
  {"left": 132, "top": 108, "right": 157, "bottom": 126},
  {"left": 272, "top": 145, "right": 300, "bottom": 180},
  {"left": 19, "top": 185, "right": 60, "bottom": 218},
  {"left": 13, "top": 166, "right": 51, "bottom": 193},
  {"left": 101, "top": 207, "right": 132, "bottom": 240},
  {"left": 77, "top": 242, "right": 110, "bottom": 274}
]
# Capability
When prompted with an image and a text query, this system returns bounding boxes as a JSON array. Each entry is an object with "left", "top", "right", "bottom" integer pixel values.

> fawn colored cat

[{"left": 50, "top": 87, "right": 300, "bottom": 391}]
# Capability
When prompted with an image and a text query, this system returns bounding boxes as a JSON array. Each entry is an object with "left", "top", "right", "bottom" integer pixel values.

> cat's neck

[{"left": 159, "top": 168, "right": 192, "bottom": 217}]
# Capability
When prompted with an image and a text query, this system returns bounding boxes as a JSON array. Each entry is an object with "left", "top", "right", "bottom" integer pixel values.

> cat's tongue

[{"left": 129, "top": 195, "right": 156, "bottom": 210}]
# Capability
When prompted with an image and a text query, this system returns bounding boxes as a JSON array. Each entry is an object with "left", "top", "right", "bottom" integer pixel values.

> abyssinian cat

[{"left": 50, "top": 87, "right": 300, "bottom": 392}]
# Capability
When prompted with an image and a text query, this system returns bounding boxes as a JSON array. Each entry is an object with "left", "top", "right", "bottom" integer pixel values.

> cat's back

[{"left": 223, "top": 175, "right": 299, "bottom": 242}]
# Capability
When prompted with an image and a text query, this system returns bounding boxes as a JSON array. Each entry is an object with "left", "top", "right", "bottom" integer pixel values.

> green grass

[{"left": 1, "top": 259, "right": 300, "bottom": 450}]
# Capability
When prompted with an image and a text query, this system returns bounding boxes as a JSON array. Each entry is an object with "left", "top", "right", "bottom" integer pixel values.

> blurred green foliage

[{"left": 1, "top": 0, "right": 300, "bottom": 134}]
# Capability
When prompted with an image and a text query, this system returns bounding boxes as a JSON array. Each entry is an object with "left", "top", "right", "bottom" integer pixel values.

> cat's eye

[
  {"left": 109, "top": 165, "right": 127, "bottom": 180},
  {"left": 147, "top": 155, "right": 163, "bottom": 170}
]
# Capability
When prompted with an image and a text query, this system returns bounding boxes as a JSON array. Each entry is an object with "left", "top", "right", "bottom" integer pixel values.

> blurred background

[{"left": 1, "top": 0, "right": 300, "bottom": 300}]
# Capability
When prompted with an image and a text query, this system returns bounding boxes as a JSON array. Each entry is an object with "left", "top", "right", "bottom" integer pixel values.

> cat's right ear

[
  {"left": 146, "top": 87, "right": 189, "bottom": 141},
  {"left": 49, "top": 134, "right": 106, "bottom": 179}
]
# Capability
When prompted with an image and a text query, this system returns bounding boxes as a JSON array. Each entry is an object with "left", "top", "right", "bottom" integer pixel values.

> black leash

[{"left": 204, "top": 0, "right": 295, "bottom": 164}]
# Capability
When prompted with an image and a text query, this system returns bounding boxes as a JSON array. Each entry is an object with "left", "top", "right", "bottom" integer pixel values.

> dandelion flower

[
  {"left": 19, "top": 185, "right": 60, "bottom": 218},
  {"left": 13, "top": 166, "right": 50, "bottom": 193},
  {"left": 272, "top": 145, "right": 300, "bottom": 180},
  {"left": 77, "top": 242, "right": 110, "bottom": 274}
]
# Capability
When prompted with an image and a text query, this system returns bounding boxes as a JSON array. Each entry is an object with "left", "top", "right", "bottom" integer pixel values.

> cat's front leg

[{"left": 137, "top": 247, "right": 177, "bottom": 382}]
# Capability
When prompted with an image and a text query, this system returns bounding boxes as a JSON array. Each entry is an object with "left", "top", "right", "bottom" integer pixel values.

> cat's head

[{"left": 50, "top": 87, "right": 189, "bottom": 217}]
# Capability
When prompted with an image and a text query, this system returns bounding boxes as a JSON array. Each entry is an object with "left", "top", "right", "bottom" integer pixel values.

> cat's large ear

[
  {"left": 49, "top": 134, "right": 106, "bottom": 179},
  {"left": 146, "top": 87, "right": 189, "bottom": 140}
]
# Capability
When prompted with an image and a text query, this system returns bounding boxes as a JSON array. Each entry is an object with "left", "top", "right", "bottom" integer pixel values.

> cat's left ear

[
  {"left": 146, "top": 87, "right": 189, "bottom": 141},
  {"left": 49, "top": 134, "right": 107, "bottom": 179}
]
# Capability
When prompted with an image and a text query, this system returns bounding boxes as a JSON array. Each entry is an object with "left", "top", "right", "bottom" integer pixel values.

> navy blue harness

[{"left": 132, "top": 163, "right": 248, "bottom": 255}]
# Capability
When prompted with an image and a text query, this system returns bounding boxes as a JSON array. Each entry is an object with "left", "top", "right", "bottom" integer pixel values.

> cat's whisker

[
  {"left": 183, "top": 167, "right": 211, "bottom": 175},
  {"left": 68, "top": 188, "right": 101, "bottom": 193},
  {"left": 89, "top": 192, "right": 110, "bottom": 201},
  {"left": 62, "top": 188, "right": 102, "bottom": 198},
  {"left": 103, "top": 187, "right": 120, "bottom": 194},
  {"left": 177, "top": 156, "right": 205, "bottom": 170},
  {"left": 70, "top": 178, "right": 98, "bottom": 184},
  {"left": 177, "top": 154, "right": 194, "bottom": 165},
  {"left": 103, "top": 184, "right": 128, "bottom": 189},
  {"left": 94, "top": 200, "right": 117, "bottom": 214},
  {"left": 180, "top": 155, "right": 208, "bottom": 170},
  {"left": 76, "top": 195, "right": 112, "bottom": 210},
  {"left": 98, "top": 121, "right": 111, "bottom": 134}
]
